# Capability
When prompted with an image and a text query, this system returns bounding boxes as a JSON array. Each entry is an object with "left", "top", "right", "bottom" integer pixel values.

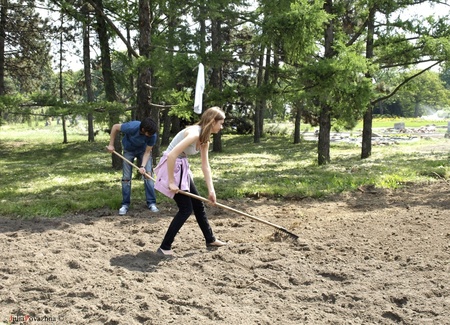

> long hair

[{"left": 196, "top": 106, "right": 225, "bottom": 144}]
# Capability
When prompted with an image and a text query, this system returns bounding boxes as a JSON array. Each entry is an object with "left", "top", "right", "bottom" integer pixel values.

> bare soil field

[{"left": 1, "top": 181, "right": 449, "bottom": 324}]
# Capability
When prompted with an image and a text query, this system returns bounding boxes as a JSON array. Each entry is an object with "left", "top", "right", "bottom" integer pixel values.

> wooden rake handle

[{"left": 110, "top": 150, "right": 299, "bottom": 240}]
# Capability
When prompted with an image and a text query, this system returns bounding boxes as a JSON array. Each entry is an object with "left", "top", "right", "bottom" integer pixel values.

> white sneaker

[
  {"left": 157, "top": 247, "right": 174, "bottom": 257},
  {"left": 119, "top": 205, "right": 128, "bottom": 215},
  {"left": 148, "top": 204, "right": 159, "bottom": 213},
  {"left": 206, "top": 239, "right": 227, "bottom": 248}
]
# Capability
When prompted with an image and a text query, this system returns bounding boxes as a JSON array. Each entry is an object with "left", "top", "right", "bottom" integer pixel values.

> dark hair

[{"left": 140, "top": 117, "right": 158, "bottom": 135}]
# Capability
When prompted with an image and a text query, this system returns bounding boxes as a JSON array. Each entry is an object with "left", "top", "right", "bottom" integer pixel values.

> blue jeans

[
  {"left": 160, "top": 176, "right": 215, "bottom": 250},
  {"left": 121, "top": 150, "right": 157, "bottom": 207}
]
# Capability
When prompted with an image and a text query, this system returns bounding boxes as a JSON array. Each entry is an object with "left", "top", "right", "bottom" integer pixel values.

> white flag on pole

[{"left": 193, "top": 63, "right": 204, "bottom": 114}]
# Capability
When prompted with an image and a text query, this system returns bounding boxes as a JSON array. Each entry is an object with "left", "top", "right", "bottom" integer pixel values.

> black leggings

[{"left": 160, "top": 177, "right": 216, "bottom": 250}]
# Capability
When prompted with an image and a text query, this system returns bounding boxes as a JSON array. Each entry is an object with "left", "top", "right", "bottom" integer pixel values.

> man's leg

[
  {"left": 138, "top": 153, "right": 158, "bottom": 211},
  {"left": 121, "top": 151, "right": 134, "bottom": 209}
]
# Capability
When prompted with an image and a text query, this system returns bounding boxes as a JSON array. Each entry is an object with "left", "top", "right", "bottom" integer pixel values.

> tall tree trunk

[
  {"left": 293, "top": 101, "right": 302, "bottom": 144},
  {"left": 254, "top": 46, "right": 264, "bottom": 144},
  {"left": 123, "top": 2, "right": 136, "bottom": 121},
  {"left": 361, "top": 7, "right": 376, "bottom": 159},
  {"left": 210, "top": 18, "right": 223, "bottom": 152},
  {"left": 82, "top": 3, "right": 95, "bottom": 142},
  {"left": 318, "top": 104, "right": 331, "bottom": 165},
  {"left": 59, "top": 12, "right": 68, "bottom": 144},
  {"left": 61, "top": 116, "right": 67, "bottom": 144},
  {"left": 136, "top": 0, "right": 152, "bottom": 120},
  {"left": 137, "top": 0, "right": 160, "bottom": 160},
  {"left": 317, "top": 0, "right": 334, "bottom": 165},
  {"left": 260, "top": 45, "right": 271, "bottom": 135},
  {"left": 199, "top": 1, "right": 206, "bottom": 58},
  {"left": 171, "top": 116, "right": 181, "bottom": 134},
  {"left": 159, "top": 1, "right": 177, "bottom": 146},
  {"left": 94, "top": 0, "right": 121, "bottom": 169},
  {"left": 361, "top": 104, "right": 373, "bottom": 159},
  {"left": 0, "top": 0, "right": 6, "bottom": 100},
  {"left": 161, "top": 108, "right": 171, "bottom": 146}
]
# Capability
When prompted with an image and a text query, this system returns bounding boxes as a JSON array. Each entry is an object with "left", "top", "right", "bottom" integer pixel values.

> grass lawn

[{"left": 0, "top": 118, "right": 449, "bottom": 218}]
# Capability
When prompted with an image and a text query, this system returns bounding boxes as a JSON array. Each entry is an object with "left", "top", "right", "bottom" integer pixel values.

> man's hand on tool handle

[{"left": 107, "top": 146, "right": 147, "bottom": 176}]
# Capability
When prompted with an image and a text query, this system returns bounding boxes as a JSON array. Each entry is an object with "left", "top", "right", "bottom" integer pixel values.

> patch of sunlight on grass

[{"left": 1, "top": 121, "right": 449, "bottom": 217}]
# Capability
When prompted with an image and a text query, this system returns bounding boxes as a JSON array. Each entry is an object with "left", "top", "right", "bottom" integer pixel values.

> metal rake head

[
  {"left": 272, "top": 228, "right": 310, "bottom": 250},
  {"left": 273, "top": 227, "right": 299, "bottom": 241}
]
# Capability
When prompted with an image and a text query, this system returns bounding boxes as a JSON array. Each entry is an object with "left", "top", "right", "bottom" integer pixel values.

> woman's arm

[{"left": 200, "top": 142, "right": 216, "bottom": 204}]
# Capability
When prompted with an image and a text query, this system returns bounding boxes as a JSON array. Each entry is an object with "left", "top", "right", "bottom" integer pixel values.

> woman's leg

[
  {"left": 189, "top": 179, "right": 216, "bottom": 244},
  {"left": 160, "top": 177, "right": 216, "bottom": 250},
  {"left": 160, "top": 191, "right": 193, "bottom": 250}
]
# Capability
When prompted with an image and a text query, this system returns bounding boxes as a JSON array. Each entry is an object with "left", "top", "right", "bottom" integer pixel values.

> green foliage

[
  {"left": 165, "top": 90, "right": 195, "bottom": 120},
  {"left": 296, "top": 46, "right": 373, "bottom": 127},
  {"left": 4, "top": 0, "right": 53, "bottom": 92},
  {"left": 29, "top": 92, "right": 60, "bottom": 106},
  {"left": 3, "top": 0, "right": 450, "bottom": 150},
  {"left": 392, "top": 70, "right": 450, "bottom": 117},
  {"left": 0, "top": 94, "right": 27, "bottom": 108},
  {"left": 265, "top": 0, "right": 328, "bottom": 63},
  {"left": 0, "top": 93, "right": 128, "bottom": 135},
  {"left": 265, "top": 122, "right": 292, "bottom": 136},
  {"left": 440, "top": 65, "right": 450, "bottom": 88}
]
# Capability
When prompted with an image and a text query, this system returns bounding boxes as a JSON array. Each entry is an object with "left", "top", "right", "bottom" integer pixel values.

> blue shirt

[{"left": 120, "top": 121, "right": 157, "bottom": 152}]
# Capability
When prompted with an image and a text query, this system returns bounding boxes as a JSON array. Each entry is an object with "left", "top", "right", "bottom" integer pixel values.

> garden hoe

[{"left": 111, "top": 150, "right": 299, "bottom": 241}]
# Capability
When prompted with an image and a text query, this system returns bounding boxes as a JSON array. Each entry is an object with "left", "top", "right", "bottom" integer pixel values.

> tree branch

[
  {"left": 371, "top": 61, "right": 442, "bottom": 105},
  {"left": 84, "top": 0, "right": 139, "bottom": 58}
]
